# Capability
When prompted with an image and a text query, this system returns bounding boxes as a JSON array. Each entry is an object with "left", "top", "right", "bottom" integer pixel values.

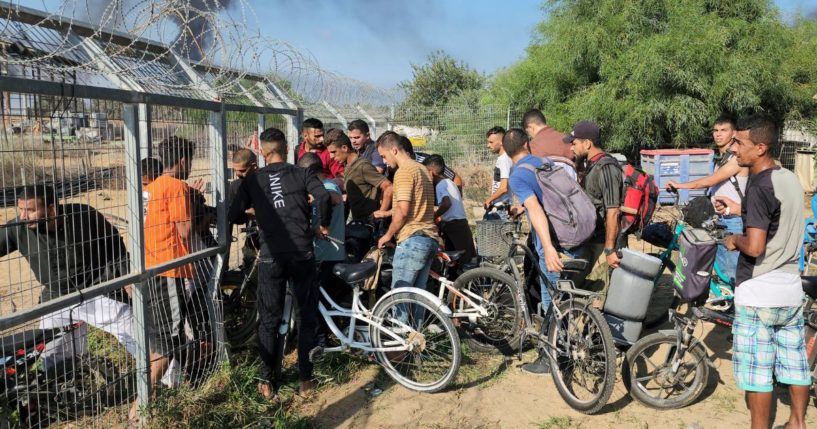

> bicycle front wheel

[
  {"left": 546, "top": 299, "right": 617, "bottom": 414},
  {"left": 371, "top": 290, "right": 461, "bottom": 393},
  {"left": 220, "top": 271, "right": 259, "bottom": 348}
]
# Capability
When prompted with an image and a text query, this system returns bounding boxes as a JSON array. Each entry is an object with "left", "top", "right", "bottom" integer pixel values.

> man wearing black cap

[{"left": 565, "top": 121, "right": 624, "bottom": 269}]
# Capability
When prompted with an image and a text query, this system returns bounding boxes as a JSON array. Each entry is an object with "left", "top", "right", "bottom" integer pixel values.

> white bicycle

[{"left": 309, "top": 260, "right": 462, "bottom": 393}]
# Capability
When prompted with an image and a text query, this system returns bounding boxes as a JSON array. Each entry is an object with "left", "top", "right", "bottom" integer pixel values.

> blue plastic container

[{"left": 640, "top": 149, "right": 714, "bottom": 205}]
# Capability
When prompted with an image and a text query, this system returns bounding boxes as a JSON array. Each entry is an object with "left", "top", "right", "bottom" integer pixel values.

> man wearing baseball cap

[{"left": 565, "top": 120, "right": 625, "bottom": 270}]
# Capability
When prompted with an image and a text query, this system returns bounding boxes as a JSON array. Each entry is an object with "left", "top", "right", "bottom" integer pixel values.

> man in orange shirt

[{"left": 136, "top": 136, "right": 198, "bottom": 417}]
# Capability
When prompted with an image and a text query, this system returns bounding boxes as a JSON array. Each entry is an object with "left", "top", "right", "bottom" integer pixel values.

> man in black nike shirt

[{"left": 228, "top": 127, "right": 331, "bottom": 401}]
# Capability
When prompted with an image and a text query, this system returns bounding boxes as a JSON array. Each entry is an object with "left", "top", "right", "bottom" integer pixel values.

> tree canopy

[
  {"left": 490, "top": 0, "right": 817, "bottom": 152},
  {"left": 399, "top": 50, "right": 485, "bottom": 115}
]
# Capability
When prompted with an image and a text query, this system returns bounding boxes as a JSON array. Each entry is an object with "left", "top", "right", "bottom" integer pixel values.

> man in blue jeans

[
  {"left": 376, "top": 132, "right": 441, "bottom": 294},
  {"left": 666, "top": 115, "right": 748, "bottom": 283},
  {"left": 505, "top": 128, "right": 583, "bottom": 374}
]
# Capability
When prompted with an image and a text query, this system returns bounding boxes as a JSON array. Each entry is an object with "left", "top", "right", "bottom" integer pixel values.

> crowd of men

[{"left": 0, "top": 108, "right": 810, "bottom": 428}]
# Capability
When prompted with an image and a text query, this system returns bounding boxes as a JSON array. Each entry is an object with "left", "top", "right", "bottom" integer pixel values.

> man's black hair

[
  {"left": 157, "top": 136, "right": 195, "bottom": 170},
  {"left": 422, "top": 154, "right": 446, "bottom": 175},
  {"left": 347, "top": 119, "right": 370, "bottom": 134},
  {"left": 259, "top": 127, "right": 287, "bottom": 156},
  {"left": 521, "top": 109, "right": 546, "bottom": 128},
  {"left": 376, "top": 131, "right": 415, "bottom": 155},
  {"left": 17, "top": 183, "right": 57, "bottom": 207},
  {"left": 297, "top": 152, "right": 323, "bottom": 177},
  {"left": 736, "top": 113, "right": 778, "bottom": 150},
  {"left": 303, "top": 118, "right": 324, "bottom": 130},
  {"left": 502, "top": 128, "right": 530, "bottom": 157},
  {"left": 231, "top": 148, "right": 257, "bottom": 165},
  {"left": 714, "top": 114, "right": 737, "bottom": 129},
  {"left": 140, "top": 157, "right": 163, "bottom": 180},
  {"left": 325, "top": 128, "right": 353, "bottom": 149},
  {"left": 486, "top": 126, "right": 506, "bottom": 137}
]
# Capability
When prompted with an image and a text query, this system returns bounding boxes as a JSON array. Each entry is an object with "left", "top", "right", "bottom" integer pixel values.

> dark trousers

[
  {"left": 257, "top": 252, "right": 319, "bottom": 388},
  {"left": 440, "top": 218, "right": 476, "bottom": 264}
]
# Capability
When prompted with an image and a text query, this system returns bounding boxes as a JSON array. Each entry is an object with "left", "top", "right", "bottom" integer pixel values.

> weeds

[
  {"left": 535, "top": 415, "right": 574, "bottom": 429},
  {"left": 143, "top": 347, "right": 371, "bottom": 428},
  {"left": 146, "top": 356, "right": 311, "bottom": 429}
]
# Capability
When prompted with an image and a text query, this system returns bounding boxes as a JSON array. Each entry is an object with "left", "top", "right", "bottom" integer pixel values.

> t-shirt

[
  {"left": 710, "top": 151, "right": 748, "bottom": 208},
  {"left": 360, "top": 141, "right": 386, "bottom": 171},
  {"left": 313, "top": 180, "right": 345, "bottom": 262},
  {"left": 582, "top": 153, "right": 624, "bottom": 234},
  {"left": 228, "top": 162, "right": 331, "bottom": 256},
  {"left": 344, "top": 157, "right": 386, "bottom": 221},
  {"left": 508, "top": 155, "right": 571, "bottom": 256},
  {"left": 392, "top": 159, "right": 441, "bottom": 244},
  {"left": 530, "top": 127, "right": 573, "bottom": 160},
  {"left": 735, "top": 167, "right": 804, "bottom": 304},
  {"left": 297, "top": 142, "right": 344, "bottom": 178},
  {"left": 492, "top": 153, "right": 513, "bottom": 204},
  {"left": 0, "top": 204, "right": 129, "bottom": 302},
  {"left": 144, "top": 175, "right": 193, "bottom": 278},
  {"left": 435, "top": 179, "right": 467, "bottom": 222},
  {"left": 734, "top": 270, "right": 802, "bottom": 308}
]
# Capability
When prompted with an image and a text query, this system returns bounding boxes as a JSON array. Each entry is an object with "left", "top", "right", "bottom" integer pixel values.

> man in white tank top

[{"left": 666, "top": 116, "right": 749, "bottom": 282}]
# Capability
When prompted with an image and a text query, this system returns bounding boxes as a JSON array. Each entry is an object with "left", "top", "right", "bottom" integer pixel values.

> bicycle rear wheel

[
  {"left": 453, "top": 267, "right": 522, "bottom": 355},
  {"left": 546, "top": 299, "right": 617, "bottom": 414},
  {"left": 371, "top": 290, "right": 461, "bottom": 393},
  {"left": 624, "top": 332, "right": 709, "bottom": 409}
]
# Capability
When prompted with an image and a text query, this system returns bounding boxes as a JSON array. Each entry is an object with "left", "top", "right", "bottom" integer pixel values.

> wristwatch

[{"left": 603, "top": 247, "right": 616, "bottom": 256}]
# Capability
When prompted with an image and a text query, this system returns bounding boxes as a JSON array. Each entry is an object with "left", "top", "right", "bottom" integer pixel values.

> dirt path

[{"left": 298, "top": 320, "right": 817, "bottom": 429}]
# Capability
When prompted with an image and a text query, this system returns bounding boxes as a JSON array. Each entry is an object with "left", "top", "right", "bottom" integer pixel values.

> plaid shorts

[{"left": 732, "top": 305, "right": 811, "bottom": 392}]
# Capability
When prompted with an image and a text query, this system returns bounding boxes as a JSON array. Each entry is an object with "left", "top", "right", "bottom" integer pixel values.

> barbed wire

[{"left": 0, "top": 0, "right": 400, "bottom": 106}]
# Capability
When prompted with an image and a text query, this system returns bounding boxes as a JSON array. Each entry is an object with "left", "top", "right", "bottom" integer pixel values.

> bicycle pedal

[{"left": 308, "top": 346, "right": 324, "bottom": 363}]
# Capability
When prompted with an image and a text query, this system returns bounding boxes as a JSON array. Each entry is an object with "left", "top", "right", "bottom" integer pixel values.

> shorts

[
  {"left": 146, "top": 276, "right": 188, "bottom": 356},
  {"left": 732, "top": 305, "right": 811, "bottom": 392}
]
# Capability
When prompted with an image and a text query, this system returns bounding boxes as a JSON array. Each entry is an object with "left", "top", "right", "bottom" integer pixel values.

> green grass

[
  {"left": 534, "top": 415, "right": 574, "bottom": 429},
  {"left": 145, "top": 355, "right": 312, "bottom": 429},
  {"left": 143, "top": 348, "right": 372, "bottom": 429}
]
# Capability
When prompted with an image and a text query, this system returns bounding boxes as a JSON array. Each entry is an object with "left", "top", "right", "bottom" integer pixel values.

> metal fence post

[
  {"left": 257, "top": 113, "right": 266, "bottom": 167},
  {"left": 208, "top": 106, "right": 229, "bottom": 361},
  {"left": 288, "top": 108, "right": 304, "bottom": 164},
  {"left": 139, "top": 104, "right": 151, "bottom": 157},
  {"left": 506, "top": 105, "right": 511, "bottom": 130},
  {"left": 123, "top": 103, "right": 151, "bottom": 417},
  {"left": 388, "top": 104, "right": 395, "bottom": 131},
  {"left": 356, "top": 105, "right": 377, "bottom": 138}
]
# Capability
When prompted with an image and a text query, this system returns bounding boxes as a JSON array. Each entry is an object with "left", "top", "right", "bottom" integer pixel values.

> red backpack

[{"left": 591, "top": 155, "right": 659, "bottom": 236}]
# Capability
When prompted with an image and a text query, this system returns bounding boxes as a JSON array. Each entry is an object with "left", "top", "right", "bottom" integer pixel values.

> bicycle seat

[
  {"left": 0, "top": 328, "right": 61, "bottom": 358},
  {"left": 439, "top": 250, "right": 466, "bottom": 263},
  {"left": 333, "top": 260, "right": 377, "bottom": 285},
  {"left": 562, "top": 259, "right": 588, "bottom": 273},
  {"left": 802, "top": 276, "right": 817, "bottom": 301}
]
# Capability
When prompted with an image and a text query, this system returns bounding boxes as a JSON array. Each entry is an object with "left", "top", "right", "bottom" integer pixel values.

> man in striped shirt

[{"left": 375, "top": 131, "right": 441, "bottom": 291}]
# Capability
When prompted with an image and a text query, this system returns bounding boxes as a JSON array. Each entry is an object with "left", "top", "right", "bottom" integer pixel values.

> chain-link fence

[{"left": 0, "top": 7, "right": 301, "bottom": 426}]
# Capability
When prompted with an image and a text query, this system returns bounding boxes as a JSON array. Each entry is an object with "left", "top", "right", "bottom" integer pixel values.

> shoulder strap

[
  {"left": 716, "top": 150, "right": 734, "bottom": 168},
  {"left": 548, "top": 156, "right": 576, "bottom": 170},
  {"left": 517, "top": 157, "right": 552, "bottom": 172},
  {"left": 729, "top": 175, "right": 745, "bottom": 203},
  {"left": 585, "top": 153, "right": 621, "bottom": 175},
  {"left": 716, "top": 151, "right": 745, "bottom": 203}
]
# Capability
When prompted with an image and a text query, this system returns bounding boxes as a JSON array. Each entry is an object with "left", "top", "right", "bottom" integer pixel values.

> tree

[
  {"left": 490, "top": 0, "right": 817, "bottom": 153},
  {"left": 399, "top": 50, "right": 485, "bottom": 115}
]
